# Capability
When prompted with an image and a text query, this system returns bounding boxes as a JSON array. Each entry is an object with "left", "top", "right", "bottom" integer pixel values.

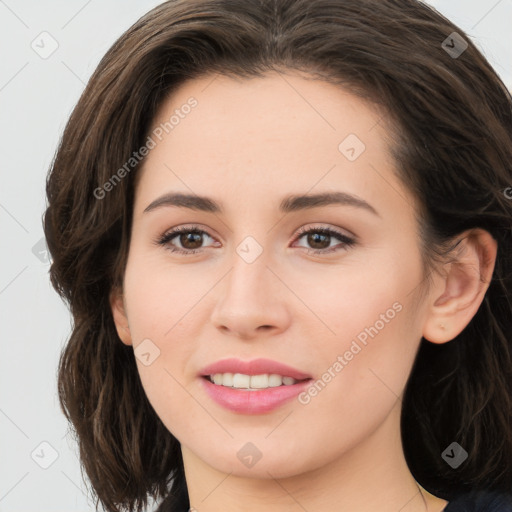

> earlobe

[
  {"left": 110, "top": 288, "right": 133, "bottom": 346},
  {"left": 422, "top": 229, "right": 497, "bottom": 344}
]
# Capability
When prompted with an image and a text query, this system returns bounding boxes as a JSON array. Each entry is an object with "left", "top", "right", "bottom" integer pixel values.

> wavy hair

[{"left": 43, "top": 0, "right": 512, "bottom": 510}]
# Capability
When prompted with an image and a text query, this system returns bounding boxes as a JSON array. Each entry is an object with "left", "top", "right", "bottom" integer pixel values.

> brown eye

[
  {"left": 305, "top": 232, "right": 331, "bottom": 250},
  {"left": 155, "top": 225, "right": 217, "bottom": 255},
  {"left": 293, "top": 226, "right": 356, "bottom": 254},
  {"left": 177, "top": 231, "right": 204, "bottom": 250}
]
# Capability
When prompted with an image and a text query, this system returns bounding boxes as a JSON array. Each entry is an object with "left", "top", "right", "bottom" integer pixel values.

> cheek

[
  {"left": 296, "top": 254, "right": 423, "bottom": 415},
  {"left": 288, "top": 297, "right": 420, "bottom": 475},
  {"left": 121, "top": 251, "right": 203, "bottom": 401},
  {"left": 291, "top": 251, "right": 418, "bottom": 355},
  {"left": 122, "top": 248, "right": 215, "bottom": 338}
]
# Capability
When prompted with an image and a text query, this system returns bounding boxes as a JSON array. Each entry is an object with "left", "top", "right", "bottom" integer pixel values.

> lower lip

[{"left": 200, "top": 377, "right": 312, "bottom": 414}]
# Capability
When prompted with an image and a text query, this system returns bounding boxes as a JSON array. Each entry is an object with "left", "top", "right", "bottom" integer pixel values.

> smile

[{"left": 199, "top": 358, "right": 313, "bottom": 414}]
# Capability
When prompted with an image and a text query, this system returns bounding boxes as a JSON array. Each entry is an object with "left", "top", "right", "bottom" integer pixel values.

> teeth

[
  {"left": 209, "top": 372, "right": 298, "bottom": 389},
  {"left": 249, "top": 374, "right": 268, "bottom": 388},
  {"left": 212, "top": 373, "right": 226, "bottom": 385},
  {"left": 233, "top": 373, "right": 250, "bottom": 388},
  {"left": 268, "top": 374, "right": 282, "bottom": 387}
]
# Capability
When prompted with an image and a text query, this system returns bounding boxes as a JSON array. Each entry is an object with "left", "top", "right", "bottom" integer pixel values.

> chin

[{"left": 195, "top": 441, "right": 317, "bottom": 480}]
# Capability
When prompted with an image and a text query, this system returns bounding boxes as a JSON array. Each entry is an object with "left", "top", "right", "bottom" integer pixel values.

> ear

[
  {"left": 110, "top": 287, "right": 133, "bottom": 346},
  {"left": 422, "top": 228, "right": 497, "bottom": 344}
]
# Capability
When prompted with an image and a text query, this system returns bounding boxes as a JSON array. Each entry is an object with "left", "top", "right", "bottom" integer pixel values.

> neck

[{"left": 181, "top": 402, "right": 448, "bottom": 512}]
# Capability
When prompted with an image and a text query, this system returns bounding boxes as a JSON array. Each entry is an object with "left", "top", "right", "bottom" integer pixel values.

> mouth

[{"left": 198, "top": 358, "right": 313, "bottom": 414}]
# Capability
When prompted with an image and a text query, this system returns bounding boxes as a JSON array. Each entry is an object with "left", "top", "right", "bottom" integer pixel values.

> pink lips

[{"left": 199, "top": 358, "right": 312, "bottom": 415}]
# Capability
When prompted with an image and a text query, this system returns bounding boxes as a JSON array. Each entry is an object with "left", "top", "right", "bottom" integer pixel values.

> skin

[{"left": 111, "top": 70, "right": 497, "bottom": 512}]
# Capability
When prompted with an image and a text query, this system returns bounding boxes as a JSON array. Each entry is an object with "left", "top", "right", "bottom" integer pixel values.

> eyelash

[{"left": 154, "top": 223, "right": 356, "bottom": 256}]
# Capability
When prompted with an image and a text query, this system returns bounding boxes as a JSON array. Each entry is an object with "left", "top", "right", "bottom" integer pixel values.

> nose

[{"left": 210, "top": 247, "right": 291, "bottom": 340}]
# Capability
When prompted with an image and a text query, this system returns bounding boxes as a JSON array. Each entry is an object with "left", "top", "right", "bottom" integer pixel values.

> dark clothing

[
  {"left": 156, "top": 488, "right": 512, "bottom": 511},
  {"left": 443, "top": 490, "right": 512, "bottom": 511}
]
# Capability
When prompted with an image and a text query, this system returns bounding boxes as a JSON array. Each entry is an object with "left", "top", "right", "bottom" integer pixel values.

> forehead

[
  {"left": 148, "top": 70, "right": 387, "bottom": 147},
  {"left": 134, "top": 70, "right": 410, "bottom": 217}
]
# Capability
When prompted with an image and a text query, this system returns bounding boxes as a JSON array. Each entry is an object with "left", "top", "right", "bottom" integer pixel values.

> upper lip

[{"left": 199, "top": 358, "right": 312, "bottom": 380}]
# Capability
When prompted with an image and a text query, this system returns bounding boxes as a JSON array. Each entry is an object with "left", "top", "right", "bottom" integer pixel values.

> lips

[{"left": 198, "top": 358, "right": 313, "bottom": 414}]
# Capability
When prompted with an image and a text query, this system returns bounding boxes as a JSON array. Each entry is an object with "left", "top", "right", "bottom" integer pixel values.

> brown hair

[{"left": 43, "top": 0, "right": 512, "bottom": 510}]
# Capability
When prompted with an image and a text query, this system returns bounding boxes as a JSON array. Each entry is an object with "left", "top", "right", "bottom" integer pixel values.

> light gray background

[{"left": 1, "top": 1, "right": 511, "bottom": 511}]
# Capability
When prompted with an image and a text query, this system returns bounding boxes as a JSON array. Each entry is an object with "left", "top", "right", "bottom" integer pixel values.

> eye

[
  {"left": 292, "top": 225, "right": 356, "bottom": 255},
  {"left": 154, "top": 224, "right": 218, "bottom": 255},
  {"left": 154, "top": 224, "right": 356, "bottom": 256}
]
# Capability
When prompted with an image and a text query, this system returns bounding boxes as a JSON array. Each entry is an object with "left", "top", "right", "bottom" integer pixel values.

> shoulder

[{"left": 443, "top": 490, "right": 512, "bottom": 512}]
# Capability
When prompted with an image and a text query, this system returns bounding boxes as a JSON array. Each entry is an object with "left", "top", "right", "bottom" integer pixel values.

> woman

[{"left": 43, "top": 0, "right": 512, "bottom": 511}]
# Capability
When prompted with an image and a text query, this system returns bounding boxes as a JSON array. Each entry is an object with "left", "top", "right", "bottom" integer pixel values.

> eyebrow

[{"left": 143, "top": 191, "right": 379, "bottom": 217}]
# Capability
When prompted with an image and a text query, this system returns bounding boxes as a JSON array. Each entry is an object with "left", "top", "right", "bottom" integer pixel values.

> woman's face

[{"left": 112, "top": 71, "right": 437, "bottom": 479}]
